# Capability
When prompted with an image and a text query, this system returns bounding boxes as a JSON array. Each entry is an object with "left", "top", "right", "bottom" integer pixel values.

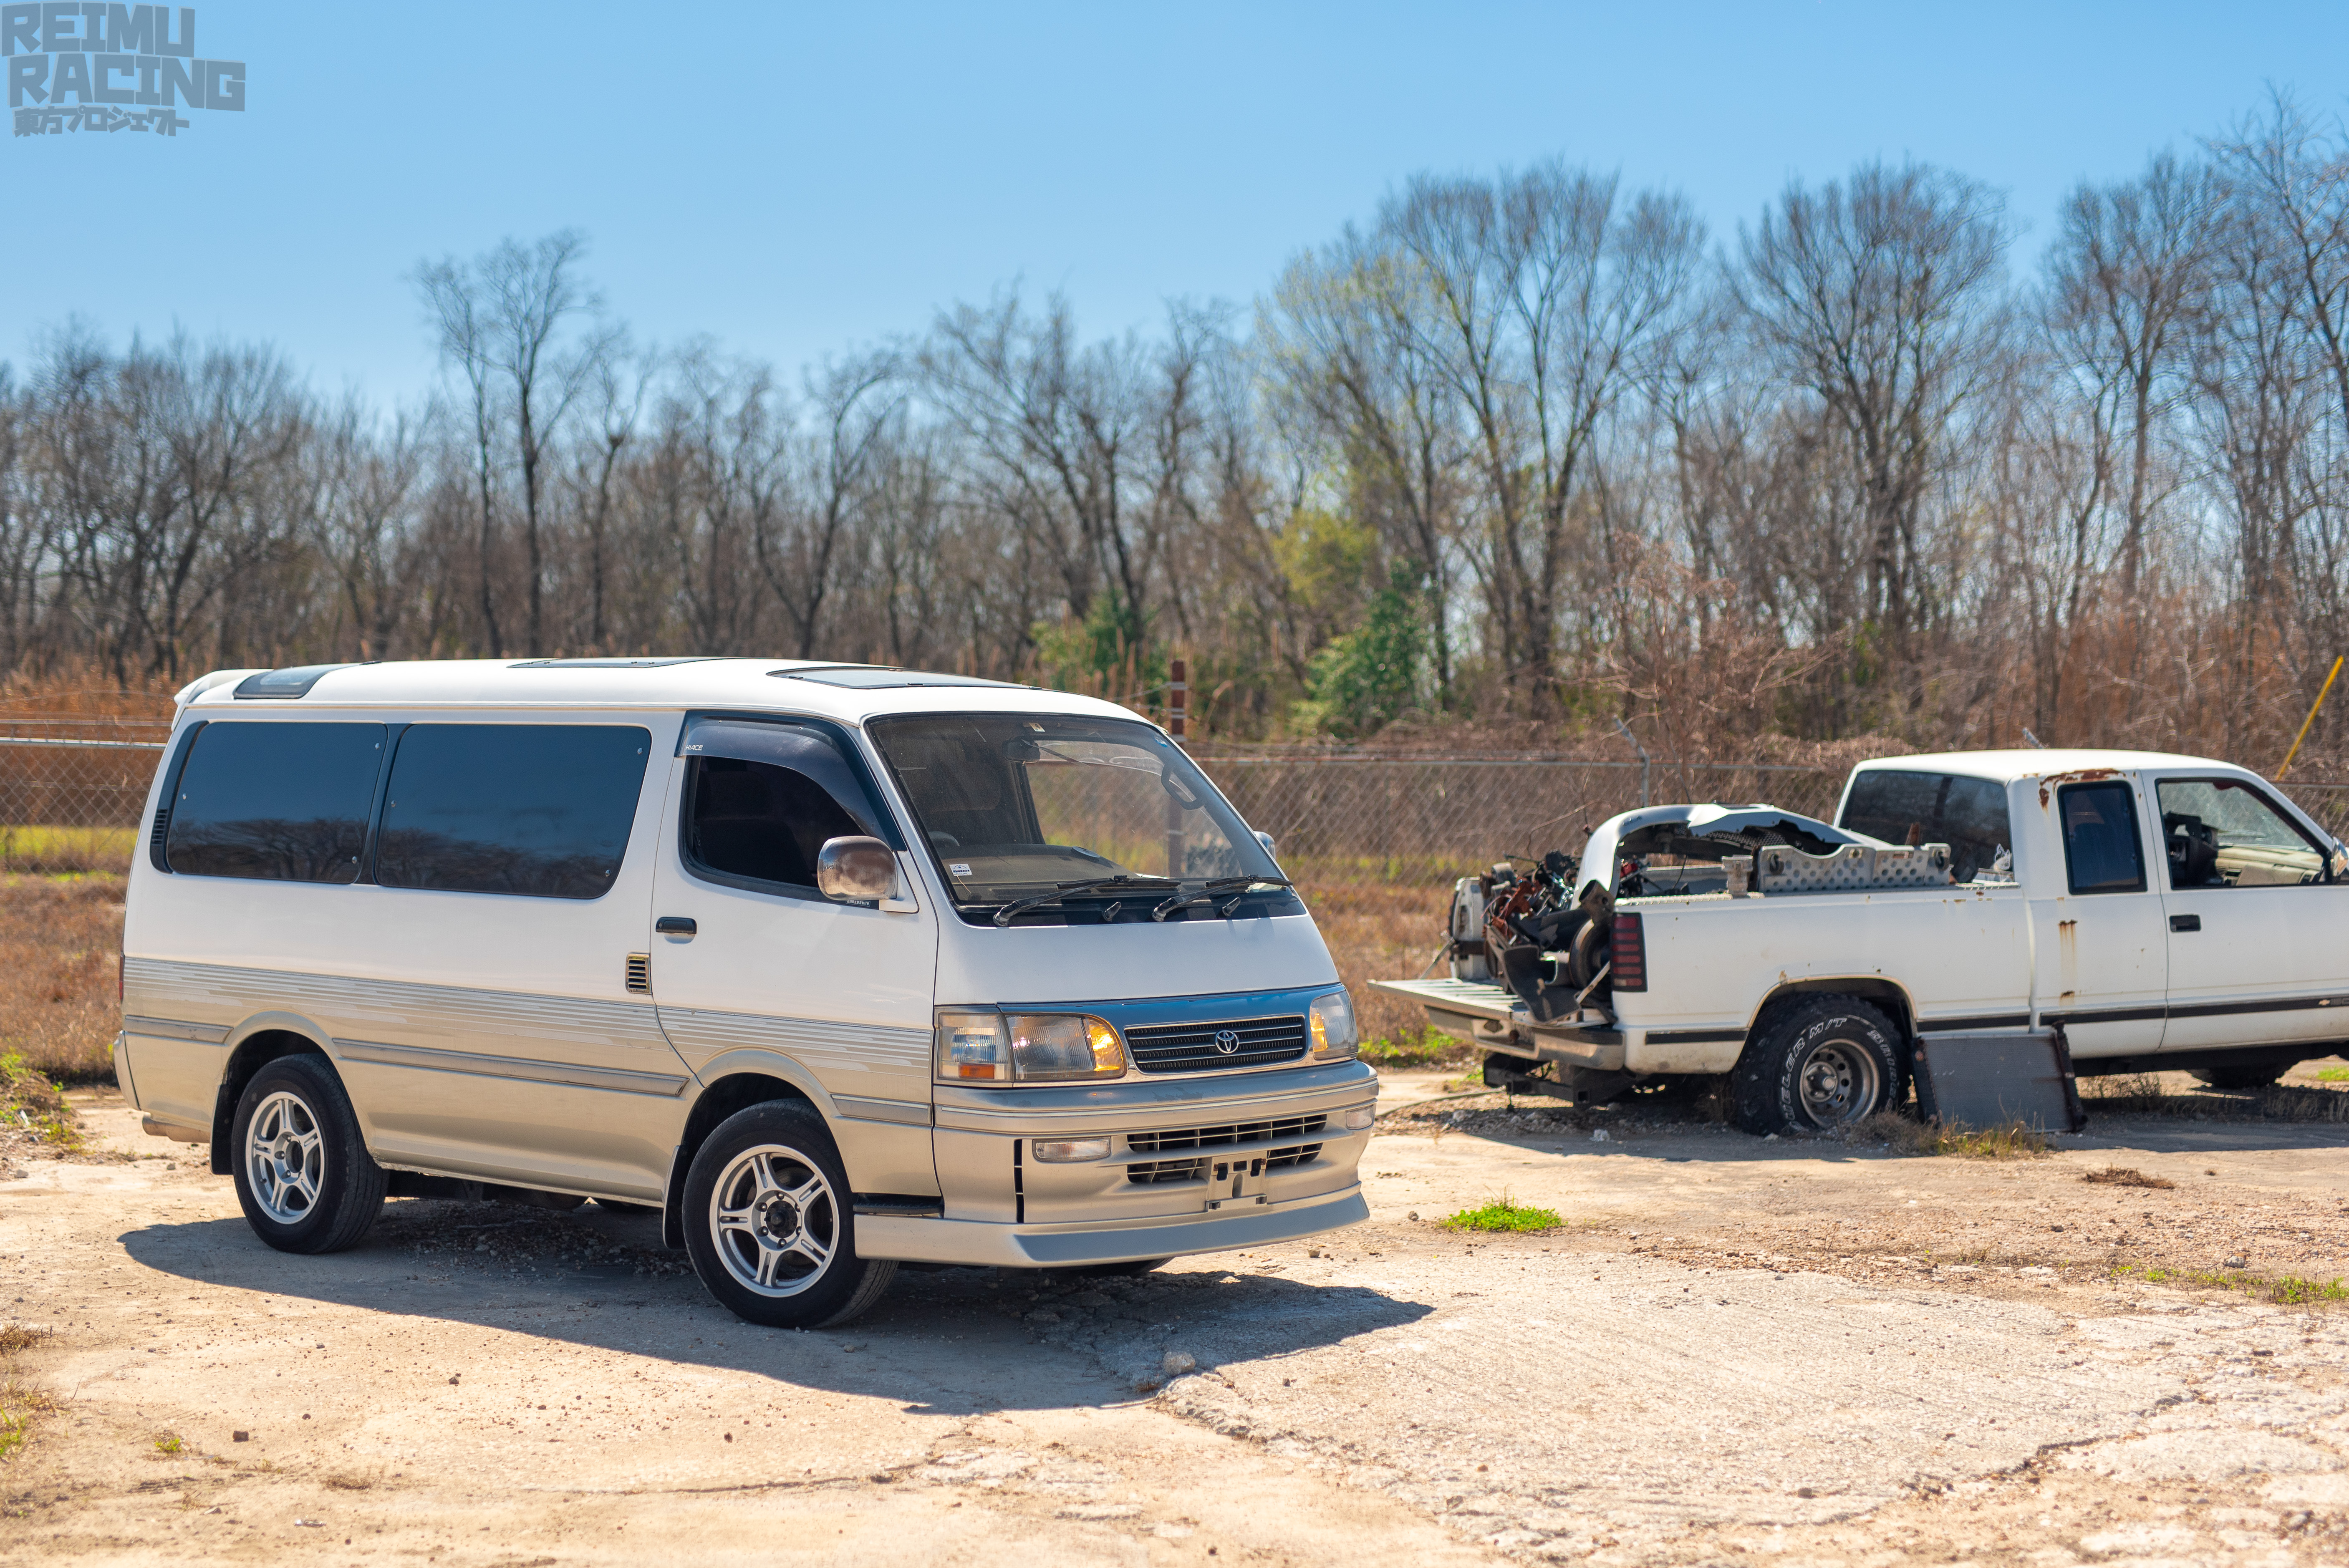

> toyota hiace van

[{"left": 118, "top": 659, "right": 1374, "bottom": 1327}]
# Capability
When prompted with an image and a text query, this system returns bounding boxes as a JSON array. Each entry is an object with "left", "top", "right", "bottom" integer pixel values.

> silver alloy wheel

[
  {"left": 245, "top": 1089, "right": 325, "bottom": 1225},
  {"left": 1793, "top": 1036, "right": 1882, "bottom": 1128},
  {"left": 708, "top": 1144, "right": 839, "bottom": 1297}
]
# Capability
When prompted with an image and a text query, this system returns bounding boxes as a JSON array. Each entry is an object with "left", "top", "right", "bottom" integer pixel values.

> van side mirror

[
  {"left": 1254, "top": 829, "right": 1277, "bottom": 860},
  {"left": 816, "top": 836, "right": 897, "bottom": 903},
  {"left": 2333, "top": 841, "right": 2349, "bottom": 883}
]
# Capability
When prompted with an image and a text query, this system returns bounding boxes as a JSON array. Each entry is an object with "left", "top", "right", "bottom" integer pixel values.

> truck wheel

[
  {"left": 231, "top": 1054, "right": 388, "bottom": 1254},
  {"left": 1733, "top": 996, "right": 1903, "bottom": 1135},
  {"left": 683, "top": 1101, "right": 896, "bottom": 1329}
]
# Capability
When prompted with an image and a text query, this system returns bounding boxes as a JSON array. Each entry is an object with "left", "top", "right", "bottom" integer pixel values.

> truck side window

[
  {"left": 2155, "top": 778, "right": 2326, "bottom": 889},
  {"left": 374, "top": 725, "right": 651, "bottom": 900},
  {"left": 1838, "top": 769, "right": 2013, "bottom": 882},
  {"left": 164, "top": 722, "right": 385, "bottom": 884},
  {"left": 679, "top": 721, "right": 897, "bottom": 896},
  {"left": 2059, "top": 781, "right": 2146, "bottom": 895}
]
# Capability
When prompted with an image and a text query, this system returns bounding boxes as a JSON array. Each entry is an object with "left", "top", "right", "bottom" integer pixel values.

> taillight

[{"left": 1611, "top": 913, "right": 1647, "bottom": 991}]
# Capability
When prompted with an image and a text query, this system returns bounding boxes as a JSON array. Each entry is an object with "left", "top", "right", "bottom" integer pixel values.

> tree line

[{"left": 9, "top": 95, "right": 2349, "bottom": 764}]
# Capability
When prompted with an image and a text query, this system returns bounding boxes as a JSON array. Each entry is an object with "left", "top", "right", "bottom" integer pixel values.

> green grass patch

[
  {"left": 1358, "top": 1026, "right": 1475, "bottom": 1070},
  {"left": 2316, "top": 1067, "right": 2349, "bottom": 1083},
  {"left": 2113, "top": 1262, "right": 2349, "bottom": 1306},
  {"left": 0, "top": 1049, "right": 82, "bottom": 1151},
  {"left": 0, "top": 825, "right": 135, "bottom": 874},
  {"left": 1443, "top": 1195, "right": 1562, "bottom": 1233}
]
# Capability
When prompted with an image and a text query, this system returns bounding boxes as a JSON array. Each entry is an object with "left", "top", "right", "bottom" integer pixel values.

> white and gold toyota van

[{"left": 117, "top": 659, "right": 1373, "bottom": 1327}]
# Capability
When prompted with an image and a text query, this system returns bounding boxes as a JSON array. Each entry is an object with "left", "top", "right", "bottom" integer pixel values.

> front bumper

[
  {"left": 921, "top": 1057, "right": 1376, "bottom": 1244},
  {"left": 856, "top": 1181, "right": 1370, "bottom": 1267}
]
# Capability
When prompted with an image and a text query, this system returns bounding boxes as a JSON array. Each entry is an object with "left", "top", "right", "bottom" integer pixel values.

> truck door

[
  {"left": 646, "top": 717, "right": 939, "bottom": 1200},
  {"left": 2034, "top": 778, "right": 2167, "bottom": 1060},
  {"left": 2153, "top": 776, "right": 2349, "bottom": 1054}
]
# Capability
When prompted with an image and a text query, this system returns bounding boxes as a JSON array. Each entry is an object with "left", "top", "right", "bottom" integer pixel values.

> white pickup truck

[{"left": 1371, "top": 748, "right": 2349, "bottom": 1135}]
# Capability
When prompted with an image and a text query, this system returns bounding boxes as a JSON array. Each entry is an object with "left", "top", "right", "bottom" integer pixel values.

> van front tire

[
  {"left": 231, "top": 1054, "right": 388, "bottom": 1254},
  {"left": 1733, "top": 996, "right": 1903, "bottom": 1135},
  {"left": 682, "top": 1102, "right": 896, "bottom": 1329}
]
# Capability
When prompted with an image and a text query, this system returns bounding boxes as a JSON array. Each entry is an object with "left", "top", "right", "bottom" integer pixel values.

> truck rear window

[
  {"left": 164, "top": 722, "right": 385, "bottom": 883},
  {"left": 1840, "top": 770, "right": 2013, "bottom": 882},
  {"left": 375, "top": 725, "right": 651, "bottom": 900}
]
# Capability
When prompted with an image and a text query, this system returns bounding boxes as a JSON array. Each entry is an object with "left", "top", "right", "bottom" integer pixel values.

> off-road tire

[
  {"left": 230, "top": 1054, "right": 388, "bottom": 1255},
  {"left": 1731, "top": 996, "right": 1904, "bottom": 1136},
  {"left": 2190, "top": 1062, "right": 2291, "bottom": 1091},
  {"left": 682, "top": 1101, "right": 896, "bottom": 1329}
]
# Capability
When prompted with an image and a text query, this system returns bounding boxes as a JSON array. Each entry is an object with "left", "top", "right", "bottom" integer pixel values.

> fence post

[{"left": 1613, "top": 717, "right": 1650, "bottom": 808}]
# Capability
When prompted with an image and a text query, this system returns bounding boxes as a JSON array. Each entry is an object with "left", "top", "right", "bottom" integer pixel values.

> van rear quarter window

[
  {"left": 375, "top": 725, "right": 651, "bottom": 899},
  {"left": 164, "top": 722, "right": 385, "bottom": 883}
]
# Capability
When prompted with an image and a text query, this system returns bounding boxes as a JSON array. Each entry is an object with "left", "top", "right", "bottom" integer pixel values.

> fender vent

[{"left": 624, "top": 953, "right": 651, "bottom": 994}]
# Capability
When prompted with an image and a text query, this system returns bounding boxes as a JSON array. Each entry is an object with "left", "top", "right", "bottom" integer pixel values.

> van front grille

[
  {"left": 1127, "top": 1114, "right": 1325, "bottom": 1153},
  {"left": 1128, "top": 1157, "right": 1210, "bottom": 1185},
  {"left": 1122, "top": 1015, "right": 1309, "bottom": 1074},
  {"left": 1121, "top": 1115, "right": 1327, "bottom": 1185}
]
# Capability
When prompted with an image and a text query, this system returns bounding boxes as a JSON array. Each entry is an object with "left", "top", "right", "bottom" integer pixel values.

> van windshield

[{"left": 865, "top": 713, "right": 1287, "bottom": 918}]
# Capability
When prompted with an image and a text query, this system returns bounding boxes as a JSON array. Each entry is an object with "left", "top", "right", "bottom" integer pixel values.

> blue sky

[{"left": 7, "top": 2, "right": 2345, "bottom": 406}]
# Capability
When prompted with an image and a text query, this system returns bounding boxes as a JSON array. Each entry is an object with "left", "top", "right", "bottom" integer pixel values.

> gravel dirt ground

[{"left": 5, "top": 1069, "right": 2349, "bottom": 1566}]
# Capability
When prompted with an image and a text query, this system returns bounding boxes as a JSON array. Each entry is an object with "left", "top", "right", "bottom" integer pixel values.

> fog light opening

[{"left": 1029, "top": 1137, "right": 1112, "bottom": 1163}]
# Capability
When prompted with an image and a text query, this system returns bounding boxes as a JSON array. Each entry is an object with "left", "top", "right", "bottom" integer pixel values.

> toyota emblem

[{"left": 1211, "top": 1028, "right": 1242, "bottom": 1055}]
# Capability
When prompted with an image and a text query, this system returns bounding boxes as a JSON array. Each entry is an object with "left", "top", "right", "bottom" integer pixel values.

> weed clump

[
  {"left": 2082, "top": 1165, "right": 2175, "bottom": 1189},
  {"left": 1444, "top": 1195, "right": 1562, "bottom": 1233},
  {"left": 0, "top": 1049, "right": 81, "bottom": 1151},
  {"left": 1852, "top": 1112, "right": 2048, "bottom": 1158}
]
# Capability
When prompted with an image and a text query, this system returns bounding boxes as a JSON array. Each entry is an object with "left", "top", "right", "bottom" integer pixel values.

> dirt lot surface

[{"left": 6, "top": 1071, "right": 2349, "bottom": 1566}]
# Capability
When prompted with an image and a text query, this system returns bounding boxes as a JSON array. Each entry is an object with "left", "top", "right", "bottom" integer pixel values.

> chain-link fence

[
  {"left": 7, "top": 725, "right": 2349, "bottom": 1042},
  {"left": 0, "top": 722, "right": 169, "bottom": 874}
]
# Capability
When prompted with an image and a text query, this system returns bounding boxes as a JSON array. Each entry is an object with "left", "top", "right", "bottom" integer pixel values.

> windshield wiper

[
  {"left": 991, "top": 875, "right": 1173, "bottom": 928},
  {"left": 1150, "top": 875, "right": 1296, "bottom": 922}
]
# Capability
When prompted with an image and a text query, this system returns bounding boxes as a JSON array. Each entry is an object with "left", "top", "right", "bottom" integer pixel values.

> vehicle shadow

[{"left": 118, "top": 1201, "right": 1433, "bottom": 1416}]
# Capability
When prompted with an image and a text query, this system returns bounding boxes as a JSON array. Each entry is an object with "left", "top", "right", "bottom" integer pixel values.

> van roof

[
  {"left": 176, "top": 658, "right": 1150, "bottom": 728},
  {"left": 1850, "top": 748, "right": 2257, "bottom": 784}
]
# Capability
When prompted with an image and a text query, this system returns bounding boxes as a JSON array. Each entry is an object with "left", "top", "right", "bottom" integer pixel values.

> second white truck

[{"left": 1373, "top": 748, "right": 2349, "bottom": 1134}]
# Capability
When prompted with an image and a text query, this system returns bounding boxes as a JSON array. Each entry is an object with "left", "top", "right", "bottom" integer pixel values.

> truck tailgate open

[{"left": 1368, "top": 978, "right": 1625, "bottom": 1069}]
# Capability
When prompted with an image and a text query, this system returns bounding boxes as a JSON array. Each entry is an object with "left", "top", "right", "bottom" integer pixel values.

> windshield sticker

[{"left": 949, "top": 862, "right": 973, "bottom": 877}]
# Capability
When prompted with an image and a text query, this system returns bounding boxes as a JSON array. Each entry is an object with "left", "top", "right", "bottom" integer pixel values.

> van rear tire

[
  {"left": 682, "top": 1102, "right": 896, "bottom": 1329},
  {"left": 230, "top": 1054, "right": 387, "bottom": 1255},
  {"left": 1732, "top": 996, "right": 1903, "bottom": 1136}
]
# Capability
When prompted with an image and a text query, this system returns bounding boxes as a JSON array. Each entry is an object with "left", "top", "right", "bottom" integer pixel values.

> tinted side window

[
  {"left": 1839, "top": 770, "right": 2014, "bottom": 882},
  {"left": 681, "top": 721, "right": 895, "bottom": 894},
  {"left": 165, "top": 722, "right": 385, "bottom": 883},
  {"left": 2060, "top": 781, "right": 2146, "bottom": 895},
  {"left": 376, "top": 725, "right": 650, "bottom": 900}
]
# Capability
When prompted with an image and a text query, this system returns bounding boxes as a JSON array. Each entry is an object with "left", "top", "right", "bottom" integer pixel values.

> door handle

[
  {"left": 2170, "top": 914, "right": 2201, "bottom": 932},
  {"left": 655, "top": 915, "right": 697, "bottom": 938}
]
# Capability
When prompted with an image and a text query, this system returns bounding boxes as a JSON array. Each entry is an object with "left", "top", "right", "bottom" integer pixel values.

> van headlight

[
  {"left": 934, "top": 1010, "right": 1125, "bottom": 1084},
  {"left": 1308, "top": 989, "right": 1358, "bottom": 1060}
]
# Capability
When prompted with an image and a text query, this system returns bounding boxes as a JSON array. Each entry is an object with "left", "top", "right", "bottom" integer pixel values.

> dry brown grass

[
  {"left": 2082, "top": 1165, "right": 2176, "bottom": 1188},
  {"left": 1298, "top": 880, "right": 1458, "bottom": 1050},
  {"left": 1854, "top": 1110, "right": 2051, "bottom": 1158},
  {"left": 0, "top": 875, "right": 123, "bottom": 1082}
]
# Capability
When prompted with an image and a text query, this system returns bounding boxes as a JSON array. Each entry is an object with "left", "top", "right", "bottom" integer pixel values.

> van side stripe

[{"left": 334, "top": 1038, "right": 688, "bottom": 1097}]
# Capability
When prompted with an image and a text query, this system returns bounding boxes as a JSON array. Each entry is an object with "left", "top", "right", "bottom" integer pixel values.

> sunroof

[
  {"left": 233, "top": 664, "right": 361, "bottom": 699},
  {"left": 509, "top": 657, "right": 723, "bottom": 669},
  {"left": 771, "top": 668, "right": 1023, "bottom": 690}
]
